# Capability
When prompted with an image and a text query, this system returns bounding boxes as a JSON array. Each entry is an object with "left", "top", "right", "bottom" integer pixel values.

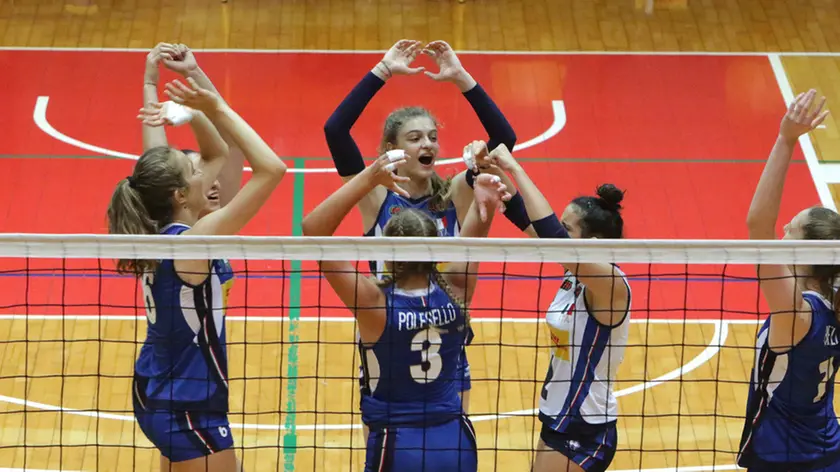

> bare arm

[
  {"left": 442, "top": 174, "right": 511, "bottom": 305},
  {"left": 490, "top": 144, "right": 626, "bottom": 326},
  {"left": 165, "top": 46, "right": 245, "bottom": 208},
  {"left": 141, "top": 44, "right": 175, "bottom": 151},
  {"left": 301, "top": 154, "right": 411, "bottom": 343},
  {"left": 746, "top": 90, "right": 828, "bottom": 351}
]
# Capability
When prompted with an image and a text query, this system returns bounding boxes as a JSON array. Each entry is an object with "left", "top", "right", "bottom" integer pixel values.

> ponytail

[
  {"left": 428, "top": 172, "right": 453, "bottom": 213},
  {"left": 108, "top": 179, "right": 159, "bottom": 276},
  {"left": 106, "top": 146, "right": 187, "bottom": 277}
]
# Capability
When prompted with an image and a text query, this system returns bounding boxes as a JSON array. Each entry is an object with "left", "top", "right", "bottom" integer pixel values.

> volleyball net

[{"left": 0, "top": 234, "right": 837, "bottom": 471}]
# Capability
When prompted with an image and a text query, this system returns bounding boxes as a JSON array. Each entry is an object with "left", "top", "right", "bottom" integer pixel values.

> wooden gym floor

[{"left": 1, "top": 0, "right": 840, "bottom": 471}]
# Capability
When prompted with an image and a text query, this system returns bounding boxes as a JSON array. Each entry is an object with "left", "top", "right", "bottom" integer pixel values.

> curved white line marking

[
  {"left": 468, "top": 320, "right": 727, "bottom": 422},
  {"left": 0, "top": 320, "right": 727, "bottom": 432},
  {"left": 33, "top": 96, "right": 565, "bottom": 174}
]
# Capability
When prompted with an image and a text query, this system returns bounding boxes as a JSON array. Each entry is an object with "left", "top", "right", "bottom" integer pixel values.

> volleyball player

[
  {"left": 473, "top": 142, "right": 631, "bottom": 472},
  {"left": 301, "top": 149, "right": 510, "bottom": 472},
  {"left": 738, "top": 89, "right": 840, "bottom": 471},
  {"left": 324, "top": 39, "right": 531, "bottom": 420},
  {"left": 110, "top": 77, "right": 287, "bottom": 471},
  {"left": 142, "top": 43, "right": 245, "bottom": 213}
]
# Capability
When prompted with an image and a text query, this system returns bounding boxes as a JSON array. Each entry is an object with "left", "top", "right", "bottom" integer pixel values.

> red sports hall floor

[{"left": 0, "top": 50, "right": 820, "bottom": 322}]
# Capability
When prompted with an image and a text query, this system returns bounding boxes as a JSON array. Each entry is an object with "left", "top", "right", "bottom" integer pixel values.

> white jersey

[{"left": 538, "top": 267, "right": 631, "bottom": 431}]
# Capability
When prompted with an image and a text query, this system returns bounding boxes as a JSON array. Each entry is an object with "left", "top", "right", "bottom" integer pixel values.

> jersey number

[
  {"left": 410, "top": 327, "right": 442, "bottom": 384},
  {"left": 814, "top": 357, "right": 838, "bottom": 402},
  {"left": 141, "top": 272, "right": 157, "bottom": 324}
]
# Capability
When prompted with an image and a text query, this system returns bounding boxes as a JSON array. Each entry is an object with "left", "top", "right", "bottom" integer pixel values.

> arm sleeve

[
  {"left": 532, "top": 214, "right": 569, "bottom": 239},
  {"left": 324, "top": 72, "right": 386, "bottom": 177},
  {"left": 462, "top": 83, "right": 517, "bottom": 151}
]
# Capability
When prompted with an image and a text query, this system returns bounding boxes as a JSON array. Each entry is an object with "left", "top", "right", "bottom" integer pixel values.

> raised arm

[
  {"left": 423, "top": 41, "right": 531, "bottom": 235},
  {"left": 323, "top": 40, "right": 425, "bottom": 230},
  {"left": 148, "top": 78, "right": 287, "bottom": 238},
  {"left": 442, "top": 166, "right": 511, "bottom": 305},
  {"left": 301, "top": 153, "right": 411, "bottom": 343},
  {"left": 490, "top": 144, "right": 567, "bottom": 239},
  {"left": 746, "top": 89, "right": 828, "bottom": 351},
  {"left": 163, "top": 45, "right": 245, "bottom": 208},
  {"left": 141, "top": 43, "right": 176, "bottom": 151}
]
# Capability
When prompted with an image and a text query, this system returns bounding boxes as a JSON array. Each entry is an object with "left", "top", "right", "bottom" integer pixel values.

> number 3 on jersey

[
  {"left": 141, "top": 272, "right": 157, "bottom": 324},
  {"left": 411, "top": 327, "right": 442, "bottom": 383}
]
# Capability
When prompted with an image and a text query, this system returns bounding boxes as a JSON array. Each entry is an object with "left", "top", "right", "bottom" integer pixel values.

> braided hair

[{"left": 377, "top": 209, "right": 469, "bottom": 326}]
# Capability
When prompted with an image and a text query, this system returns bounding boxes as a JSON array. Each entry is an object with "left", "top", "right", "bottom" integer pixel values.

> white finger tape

[
  {"left": 463, "top": 147, "right": 476, "bottom": 170},
  {"left": 384, "top": 163, "right": 396, "bottom": 172},
  {"left": 162, "top": 101, "right": 195, "bottom": 126},
  {"left": 386, "top": 150, "right": 406, "bottom": 162}
]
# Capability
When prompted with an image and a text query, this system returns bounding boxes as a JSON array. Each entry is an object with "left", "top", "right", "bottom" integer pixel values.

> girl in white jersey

[{"left": 478, "top": 143, "right": 631, "bottom": 472}]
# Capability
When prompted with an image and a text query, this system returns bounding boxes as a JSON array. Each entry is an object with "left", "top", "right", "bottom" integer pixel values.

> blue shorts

[
  {"left": 133, "top": 380, "right": 233, "bottom": 461},
  {"left": 740, "top": 456, "right": 840, "bottom": 472},
  {"left": 540, "top": 422, "right": 617, "bottom": 472},
  {"left": 365, "top": 416, "right": 477, "bottom": 472}
]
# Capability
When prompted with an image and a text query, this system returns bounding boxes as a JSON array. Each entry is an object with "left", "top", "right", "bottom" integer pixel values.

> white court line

[
  {"left": 0, "top": 318, "right": 729, "bottom": 432},
  {"left": 767, "top": 54, "right": 836, "bottom": 211},
  {"left": 0, "top": 313, "right": 763, "bottom": 324},
  {"left": 612, "top": 465, "right": 742, "bottom": 472},
  {"left": 0, "top": 469, "right": 83, "bottom": 472},
  {"left": 32, "top": 97, "right": 565, "bottom": 173},
  {"left": 2, "top": 46, "right": 840, "bottom": 57}
]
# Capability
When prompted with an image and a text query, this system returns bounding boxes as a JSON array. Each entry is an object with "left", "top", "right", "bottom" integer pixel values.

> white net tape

[{"left": 0, "top": 233, "right": 839, "bottom": 264}]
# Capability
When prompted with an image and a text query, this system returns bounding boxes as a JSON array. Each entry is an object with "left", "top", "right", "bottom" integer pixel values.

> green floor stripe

[{"left": 283, "top": 158, "right": 305, "bottom": 470}]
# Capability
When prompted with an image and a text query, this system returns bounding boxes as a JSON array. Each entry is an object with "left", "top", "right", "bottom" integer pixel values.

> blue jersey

[
  {"left": 738, "top": 291, "right": 840, "bottom": 470},
  {"left": 365, "top": 191, "right": 459, "bottom": 278},
  {"left": 134, "top": 223, "right": 235, "bottom": 412},
  {"left": 359, "top": 283, "right": 467, "bottom": 429}
]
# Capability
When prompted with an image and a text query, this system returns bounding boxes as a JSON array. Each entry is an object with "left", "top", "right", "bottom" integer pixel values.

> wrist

[
  {"left": 453, "top": 70, "right": 477, "bottom": 92},
  {"left": 204, "top": 101, "right": 229, "bottom": 120},
  {"left": 371, "top": 61, "right": 391, "bottom": 82},
  {"left": 184, "top": 66, "right": 204, "bottom": 79},
  {"left": 778, "top": 134, "right": 799, "bottom": 146}
]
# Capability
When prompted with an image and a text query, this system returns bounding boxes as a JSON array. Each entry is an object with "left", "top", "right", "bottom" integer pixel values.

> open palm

[
  {"left": 381, "top": 40, "right": 425, "bottom": 76},
  {"left": 423, "top": 41, "right": 465, "bottom": 82}
]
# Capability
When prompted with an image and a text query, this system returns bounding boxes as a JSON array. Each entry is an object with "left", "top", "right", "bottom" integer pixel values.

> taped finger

[{"left": 386, "top": 149, "right": 406, "bottom": 162}]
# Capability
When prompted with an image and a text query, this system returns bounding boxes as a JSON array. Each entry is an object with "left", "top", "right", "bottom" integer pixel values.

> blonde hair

[
  {"left": 377, "top": 107, "right": 452, "bottom": 213},
  {"left": 377, "top": 209, "right": 469, "bottom": 326},
  {"left": 107, "top": 146, "right": 186, "bottom": 276}
]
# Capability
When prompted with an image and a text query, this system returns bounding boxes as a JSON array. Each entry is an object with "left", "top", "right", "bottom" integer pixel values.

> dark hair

[
  {"left": 378, "top": 209, "right": 469, "bottom": 325},
  {"left": 570, "top": 184, "right": 625, "bottom": 239},
  {"left": 802, "top": 206, "right": 840, "bottom": 310},
  {"left": 107, "top": 146, "right": 187, "bottom": 276},
  {"left": 378, "top": 107, "right": 451, "bottom": 212}
]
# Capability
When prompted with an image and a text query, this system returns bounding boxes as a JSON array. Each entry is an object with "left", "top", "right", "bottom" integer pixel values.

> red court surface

[{"left": 0, "top": 50, "right": 820, "bottom": 322}]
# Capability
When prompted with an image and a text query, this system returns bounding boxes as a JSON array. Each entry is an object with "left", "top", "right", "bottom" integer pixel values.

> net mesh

[{"left": 0, "top": 234, "right": 838, "bottom": 472}]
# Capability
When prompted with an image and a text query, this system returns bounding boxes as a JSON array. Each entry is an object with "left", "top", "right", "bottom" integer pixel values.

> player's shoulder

[{"left": 159, "top": 222, "right": 190, "bottom": 236}]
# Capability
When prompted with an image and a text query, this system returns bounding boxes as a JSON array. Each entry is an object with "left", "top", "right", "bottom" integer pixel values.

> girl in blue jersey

[
  {"left": 472, "top": 142, "right": 631, "bottom": 472},
  {"left": 302, "top": 149, "right": 511, "bottom": 472},
  {"left": 325, "top": 40, "right": 534, "bottom": 421},
  {"left": 108, "top": 77, "right": 287, "bottom": 471},
  {"left": 739, "top": 89, "right": 840, "bottom": 472}
]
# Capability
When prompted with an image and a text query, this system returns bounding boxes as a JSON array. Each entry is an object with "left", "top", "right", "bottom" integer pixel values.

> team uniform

[
  {"left": 737, "top": 291, "right": 840, "bottom": 472},
  {"left": 538, "top": 267, "right": 631, "bottom": 472},
  {"left": 359, "top": 282, "right": 477, "bottom": 472},
  {"left": 132, "top": 223, "right": 235, "bottom": 462},
  {"left": 363, "top": 190, "right": 472, "bottom": 394}
]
